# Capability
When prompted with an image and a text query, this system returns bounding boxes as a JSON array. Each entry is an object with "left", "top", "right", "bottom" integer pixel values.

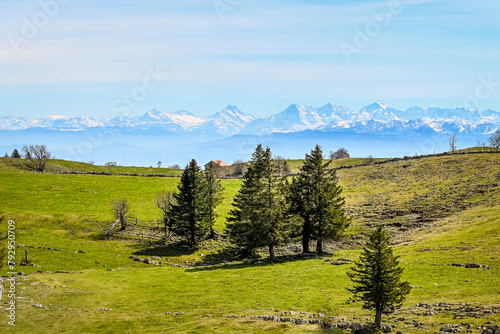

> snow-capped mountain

[
  {"left": 1, "top": 103, "right": 499, "bottom": 136},
  {"left": 241, "top": 103, "right": 355, "bottom": 134},
  {"left": 2, "top": 102, "right": 499, "bottom": 166},
  {"left": 200, "top": 105, "right": 258, "bottom": 136},
  {"left": 133, "top": 108, "right": 205, "bottom": 131}
]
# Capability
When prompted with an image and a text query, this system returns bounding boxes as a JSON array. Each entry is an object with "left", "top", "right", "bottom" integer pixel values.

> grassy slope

[
  {"left": 0, "top": 158, "right": 239, "bottom": 231},
  {"left": 0, "top": 158, "right": 184, "bottom": 175},
  {"left": 1, "top": 153, "right": 499, "bottom": 333}
]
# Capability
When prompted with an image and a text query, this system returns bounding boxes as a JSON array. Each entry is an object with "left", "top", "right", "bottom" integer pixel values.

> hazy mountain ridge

[
  {"left": 1, "top": 102, "right": 498, "bottom": 136},
  {"left": 1, "top": 102, "right": 498, "bottom": 166}
]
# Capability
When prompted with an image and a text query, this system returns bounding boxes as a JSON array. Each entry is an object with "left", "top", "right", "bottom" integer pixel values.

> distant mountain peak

[
  {"left": 224, "top": 105, "right": 240, "bottom": 111},
  {"left": 361, "top": 102, "right": 391, "bottom": 112},
  {"left": 283, "top": 104, "right": 305, "bottom": 113},
  {"left": 141, "top": 108, "right": 167, "bottom": 119},
  {"left": 173, "top": 110, "right": 195, "bottom": 116}
]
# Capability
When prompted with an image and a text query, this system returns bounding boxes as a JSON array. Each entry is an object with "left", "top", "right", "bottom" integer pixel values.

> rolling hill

[{"left": 0, "top": 150, "right": 499, "bottom": 333}]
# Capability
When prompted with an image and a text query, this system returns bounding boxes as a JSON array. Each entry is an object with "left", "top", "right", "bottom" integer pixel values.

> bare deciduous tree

[
  {"left": 274, "top": 155, "right": 291, "bottom": 176},
  {"left": 449, "top": 134, "right": 458, "bottom": 152},
  {"left": 205, "top": 161, "right": 223, "bottom": 177},
  {"left": 22, "top": 144, "right": 52, "bottom": 171},
  {"left": 364, "top": 155, "right": 374, "bottom": 164},
  {"left": 329, "top": 147, "right": 350, "bottom": 159},
  {"left": 112, "top": 199, "right": 129, "bottom": 230},
  {"left": 231, "top": 159, "right": 247, "bottom": 176},
  {"left": 156, "top": 191, "right": 175, "bottom": 236},
  {"left": 488, "top": 130, "right": 500, "bottom": 148}
]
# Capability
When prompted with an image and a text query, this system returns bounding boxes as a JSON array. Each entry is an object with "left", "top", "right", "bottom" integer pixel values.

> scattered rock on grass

[{"left": 465, "top": 263, "right": 491, "bottom": 269}]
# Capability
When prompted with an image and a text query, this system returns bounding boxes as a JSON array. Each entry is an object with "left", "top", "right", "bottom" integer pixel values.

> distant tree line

[{"left": 1, "top": 145, "right": 53, "bottom": 172}]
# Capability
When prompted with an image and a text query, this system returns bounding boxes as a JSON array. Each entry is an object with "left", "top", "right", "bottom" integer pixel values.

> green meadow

[{"left": 0, "top": 152, "right": 499, "bottom": 333}]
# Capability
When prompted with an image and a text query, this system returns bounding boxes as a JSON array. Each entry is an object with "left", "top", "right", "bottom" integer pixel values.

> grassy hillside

[
  {"left": 0, "top": 157, "right": 238, "bottom": 231},
  {"left": 0, "top": 157, "right": 184, "bottom": 175},
  {"left": 0, "top": 152, "right": 499, "bottom": 333}
]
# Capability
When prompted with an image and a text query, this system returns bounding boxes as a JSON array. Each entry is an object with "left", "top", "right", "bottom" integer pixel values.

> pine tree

[
  {"left": 170, "top": 159, "right": 210, "bottom": 246},
  {"left": 226, "top": 144, "right": 288, "bottom": 260},
  {"left": 204, "top": 162, "right": 225, "bottom": 238},
  {"left": 347, "top": 226, "right": 411, "bottom": 329},
  {"left": 11, "top": 149, "right": 21, "bottom": 159},
  {"left": 289, "top": 145, "right": 350, "bottom": 254},
  {"left": 260, "top": 150, "right": 289, "bottom": 261}
]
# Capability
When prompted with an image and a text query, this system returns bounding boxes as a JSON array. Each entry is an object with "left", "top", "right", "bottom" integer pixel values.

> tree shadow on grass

[
  {"left": 132, "top": 241, "right": 198, "bottom": 257},
  {"left": 187, "top": 251, "right": 330, "bottom": 272}
]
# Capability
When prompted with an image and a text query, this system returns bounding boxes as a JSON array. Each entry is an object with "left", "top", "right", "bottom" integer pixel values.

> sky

[{"left": 1, "top": 0, "right": 499, "bottom": 118}]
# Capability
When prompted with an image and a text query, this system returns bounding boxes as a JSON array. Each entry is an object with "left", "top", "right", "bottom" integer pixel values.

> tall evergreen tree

[
  {"left": 347, "top": 226, "right": 411, "bottom": 329},
  {"left": 290, "top": 145, "right": 350, "bottom": 254},
  {"left": 204, "top": 162, "right": 225, "bottom": 238},
  {"left": 226, "top": 144, "right": 288, "bottom": 260},
  {"left": 170, "top": 159, "right": 210, "bottom": 246}
]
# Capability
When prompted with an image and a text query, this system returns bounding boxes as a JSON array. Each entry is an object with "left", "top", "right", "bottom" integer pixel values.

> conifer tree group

[
  {"left": 163, "top": 144, "right": 350, "bottom": 255},
  {"left": 226, "top": 144, "right": 350, "bottom": 259},
  {"left": 156, "top": 146, "right": 410, "bottom": 323},
  {"left": 289, "top": 145, "right": 351, "bottom": 254}
]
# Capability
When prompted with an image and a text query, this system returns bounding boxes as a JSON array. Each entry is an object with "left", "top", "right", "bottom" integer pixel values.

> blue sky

[{"left": 1, "top": 0, "right": 499, "bottom": 118}]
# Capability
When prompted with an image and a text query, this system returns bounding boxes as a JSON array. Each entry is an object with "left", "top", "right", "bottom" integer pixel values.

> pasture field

[{"left": 0, "top": 152, "right": 499, "bottom": 333}]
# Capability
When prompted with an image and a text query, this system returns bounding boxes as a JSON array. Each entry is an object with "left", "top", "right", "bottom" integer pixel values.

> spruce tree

[
  {"left": 11, "top": 149, "right": 21, "bottom": 159},
  {"left": 290, "top": 145, "right": 350, "bottom": 254},
  {"left": 226, "top": 144, "right": 288, "bottom": 260},
  {"left": 204, "top": 162, "right": 225, "bottom": 238},
  {"left": 347, "top": 226, "right": 411, "bottom": 329},
  {"left": 260, "top": 149, "right": 289, "bottom": 261},
  {"left": 170, "top": 159, "right": 210, "bottom": 246}
]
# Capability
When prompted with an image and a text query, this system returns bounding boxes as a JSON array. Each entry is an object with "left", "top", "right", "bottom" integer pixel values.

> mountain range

[
  {"left": 1, "top": 102, "right": 499, "bottom": 136},
  {"left": 1, "top": 102, "right": 498, "bottom": 166}
]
